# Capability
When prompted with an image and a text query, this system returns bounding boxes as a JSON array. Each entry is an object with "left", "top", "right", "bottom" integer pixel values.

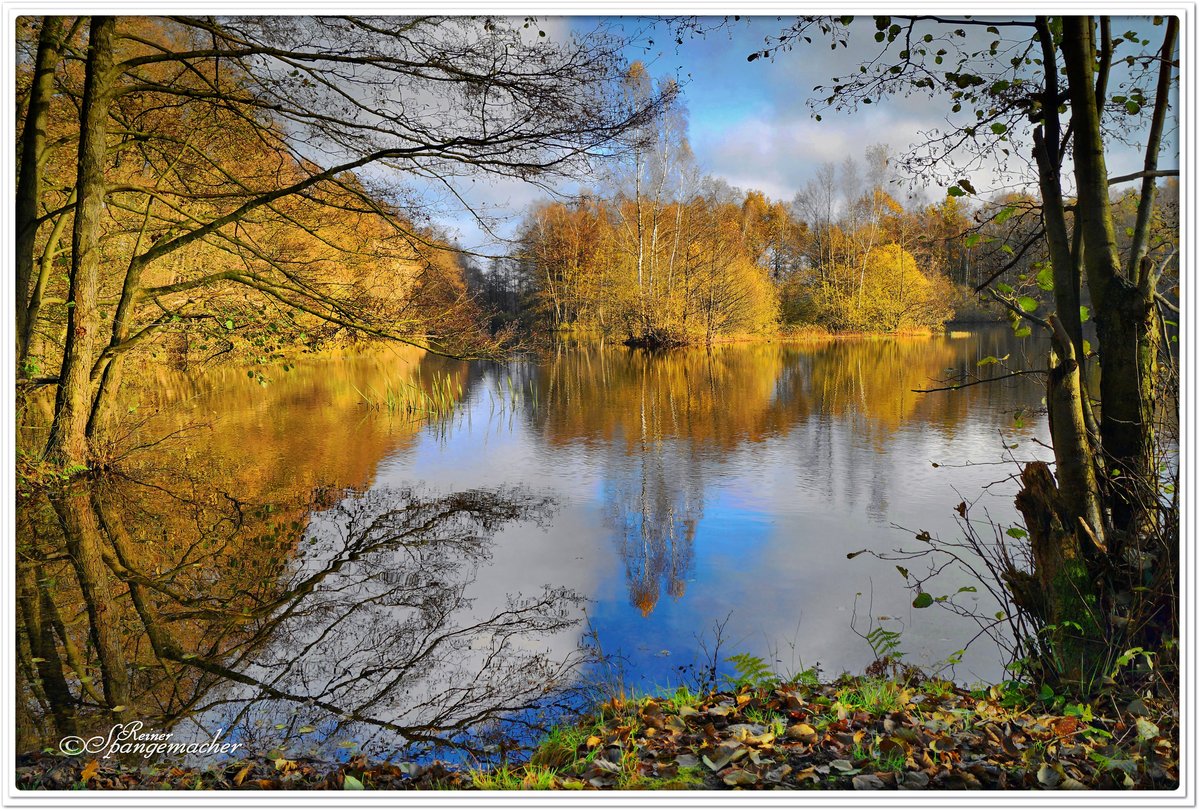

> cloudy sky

[{"left": 435, "top": 15, "right": 1174, "bottom": 256}]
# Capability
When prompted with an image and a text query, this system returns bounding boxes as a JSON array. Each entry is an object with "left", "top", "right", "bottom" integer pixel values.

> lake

[{"left": 17, "top": 328, "right": 1053, "bottom": 762}]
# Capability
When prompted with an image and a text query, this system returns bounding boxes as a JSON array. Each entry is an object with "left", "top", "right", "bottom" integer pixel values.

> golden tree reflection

[
  {"left": 17, "top": 476, "right": 580, "bottom": 759},
  {"left": 17, "top": 333, "right": 1045, "bottom": 752},
  {"left": 526, "top": 335, "right": 1041, "bottom": 614}
]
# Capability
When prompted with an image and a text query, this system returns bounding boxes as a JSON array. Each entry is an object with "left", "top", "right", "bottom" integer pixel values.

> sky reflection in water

[{"left": 18, "top": 330, "right": 1054, "bottom": 761}]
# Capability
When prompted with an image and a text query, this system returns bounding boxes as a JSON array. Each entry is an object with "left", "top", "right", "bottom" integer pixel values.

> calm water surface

[{"left": 18, "top": 329, "right": 1053, "bottom": 761}]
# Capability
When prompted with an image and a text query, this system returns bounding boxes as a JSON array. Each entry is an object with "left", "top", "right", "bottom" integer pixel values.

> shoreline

[
  {"left": 16, "top": 673, "right": 1178, "bottom": 792},
  {"left": 540, "top": 321, "right": 1010, "bottom": 351}
]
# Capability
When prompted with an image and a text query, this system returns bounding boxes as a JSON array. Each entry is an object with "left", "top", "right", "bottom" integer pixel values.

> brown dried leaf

[
  {"left": 723, "top": 768, "right": 758, "bottom": 787},
  {"left": 786, "top": 723, "right": 818, "bottom": 744},
  {"left": 233, "top": 763, "right": 253, "bottom": 786},
  {"left": 853, "top": 773, "right": 886, "bottom": 790}
]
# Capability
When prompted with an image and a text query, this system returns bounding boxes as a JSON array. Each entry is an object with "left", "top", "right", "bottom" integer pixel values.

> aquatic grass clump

[{"left": 351, "top": 370, "right": 462, "bottom": 418}]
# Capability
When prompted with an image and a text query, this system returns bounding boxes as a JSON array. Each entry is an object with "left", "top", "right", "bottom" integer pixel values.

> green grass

[
  {"left": 741, "top": 707, "right": 787, "bottom": 738},
  {"left": 501, "top": 695, "right": 713, "bottom": 791},
  {"left": 621, "top": 765, "right": 705, "bottom": 790},
  {"left": 469, "top": 764, "right": 559, "bottom": 790},
  {"left": 851, "top": 740, "right": 907, "bottom": 773},
  {"left": 660, "top": 685, "right": 704, "bottom": 713},
  {"left": 528, "top": 721, "right": 598, "bottom": 770},
  {"left": 920, "top": 678, "right": 956, "bottom": 701},
  {"left": 837, "top": 678, "right": 904, "bottom": 714},
  {"left": 809, "top": 710, "right": 837, "bottom": 732}
]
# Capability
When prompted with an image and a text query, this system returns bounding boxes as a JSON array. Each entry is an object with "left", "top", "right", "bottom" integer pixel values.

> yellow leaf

[
  {"left": 786, "top": 723, "right": 818, "bottom": 744},
  {"left": 81, "top": 759, "right": 99, "bottom": 782},
  {"left": 586, "top": 735, "right": 602, "bottom": 748},
  {"left": 234, "top": 763, "right": 253, "bottom": 786}
]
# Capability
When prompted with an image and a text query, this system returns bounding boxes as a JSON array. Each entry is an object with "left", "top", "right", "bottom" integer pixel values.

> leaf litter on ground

[{"left": 16, "top": 678, "right": 1178, "bottom": 791}]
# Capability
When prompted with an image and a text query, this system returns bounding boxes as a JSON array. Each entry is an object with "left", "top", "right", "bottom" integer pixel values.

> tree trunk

[
  {"left": 21, "top": 191, "right": 75, "bottom": 371},
  {"left": 1061, "top": 16, "right": 1163, "bottom": 531},
  {"left": 1045, "top": 317, "right": 1106, "bottom": 540},
  {"left": 16, "top": 16, "right": 65, "bottom": 365},
  {"left": 1012, "top": 461, "right": 1104, "bottom": 686},
  {"left": 44, "top": 17, "right": 115, "bottom": 469}
]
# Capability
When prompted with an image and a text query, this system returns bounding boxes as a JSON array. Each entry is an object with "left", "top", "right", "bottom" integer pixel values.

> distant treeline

[
  {"left": 467, "top": 172, "right": 968, "bottom": 345},
  {"left": 463, "top": 63, "right": 1178, "bottom": 347},
  {"left": 465, "top": 123, "right": 978, "bottom": 345}
]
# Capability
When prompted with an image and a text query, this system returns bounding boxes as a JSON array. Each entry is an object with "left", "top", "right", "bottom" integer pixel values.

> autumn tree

[
  {"left": 517, "top": 181, "right": 781, "bottom": 347},
  {"left": 16, "top": 16, "right": 671, "bottom": 469}
]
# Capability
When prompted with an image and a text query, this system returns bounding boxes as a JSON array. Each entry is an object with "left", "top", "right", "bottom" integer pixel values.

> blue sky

[{"left": 438, "top": 15, "right": 1176, "bottom": 255}]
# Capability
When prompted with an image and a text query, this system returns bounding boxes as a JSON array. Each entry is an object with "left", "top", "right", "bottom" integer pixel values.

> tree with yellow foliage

[{"left": 16, "top": 16, "right": 672, "bottom": 469}]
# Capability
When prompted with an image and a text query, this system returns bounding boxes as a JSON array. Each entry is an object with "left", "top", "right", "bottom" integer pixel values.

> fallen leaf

[
  {"left": 878, "top": 736, "right": 910, "bottom": 758},
  {"left": 723, "top": 769, "right": 757, "bottom": 787},
  {"left": 702, "top": 745, "right": 745, "bottom": 772},
  {"left": 786, "top": 723, "right": 818, "bottom": 744},
  {"left": 1126, "top": 698, "right": 1150, "bottom": 716},
  {"left": 1037, "top": 763, "right": 1061, "bottom": 787},
  {"left": 590, "top": 758, "right": 621, "bottom": 774},
  {"left": 853, "top": 774, "right": 885, "bottom": 790},
  {"left": 81, "top": 760, "right": 99, "bottom": 782}
]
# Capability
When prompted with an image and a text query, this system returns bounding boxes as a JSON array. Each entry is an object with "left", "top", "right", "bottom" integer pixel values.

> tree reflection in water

[
  {"left": 17, "top": 332, "right": 1052, "bottom": 759},
  {"left": 526, "top": 336, "right": 1041, "bottom": 623},
  {"left": 17, "top": 474, "right": 583, "bottom": 762},
  {"left": 604, "top": 451, "right": 702, "bottom": 617}
]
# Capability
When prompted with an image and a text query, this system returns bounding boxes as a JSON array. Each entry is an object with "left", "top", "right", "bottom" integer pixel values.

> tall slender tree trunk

[
  {"left": 45, "top": 17, "right": 115, "bottom": 468},
  {"left": 21, "top": 191, "right": 75, "bottom": 371},
  {"left": 16, "top": 16, "right": 65, "bottom": 365},
  {"left": 1062, "top": 16, "right": 1166, "bottom": 532},
  {"left": 89, "top": 203, "right": 154, "bottom": 439}
]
